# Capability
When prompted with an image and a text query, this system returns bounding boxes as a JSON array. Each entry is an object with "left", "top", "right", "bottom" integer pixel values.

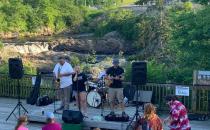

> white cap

[{"left": 46, "top": 112, "right": 55, "bottom": 119}]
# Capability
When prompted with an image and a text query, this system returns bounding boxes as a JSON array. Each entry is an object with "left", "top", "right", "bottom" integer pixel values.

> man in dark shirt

[{"left": 106, "top": 58, "right": 126, "bottom": 116}]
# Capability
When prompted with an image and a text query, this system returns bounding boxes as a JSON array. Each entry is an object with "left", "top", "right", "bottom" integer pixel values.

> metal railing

[{"left": 0, "top": 74, "right": 209, "bottom": 113}]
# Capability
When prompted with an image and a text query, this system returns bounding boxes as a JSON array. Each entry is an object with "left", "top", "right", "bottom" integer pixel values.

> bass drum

[{"left": 87, "top": 91, "right": 102, "bottom": 108}]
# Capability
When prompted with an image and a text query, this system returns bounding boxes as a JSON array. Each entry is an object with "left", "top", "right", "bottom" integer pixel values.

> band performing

[{"left": 53, "top": 56, "right": 127, "bottom": 117}]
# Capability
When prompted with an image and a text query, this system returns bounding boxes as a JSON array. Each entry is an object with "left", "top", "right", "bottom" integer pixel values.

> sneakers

[
  {"left": 109, "top": 111, "right": 115, "bottom": 116},
  {"left": 83, "top": 113, "right": 88, "bottom": 118}
]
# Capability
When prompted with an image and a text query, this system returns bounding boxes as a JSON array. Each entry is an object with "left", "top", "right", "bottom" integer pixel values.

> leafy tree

[{"left": 194, "top": 0, "right": 210, "bottom": 5}]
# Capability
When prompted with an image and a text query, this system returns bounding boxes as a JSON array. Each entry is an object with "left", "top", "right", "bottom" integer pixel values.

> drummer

[
  {"left": 97, "top": 65, "right": 109, "bottom": 81},
  {"left": 72, "top": 66, "right": 88, "bottom": 116},
  {"left": 97, "top": 65, "right": 109, "bottom": 88}
]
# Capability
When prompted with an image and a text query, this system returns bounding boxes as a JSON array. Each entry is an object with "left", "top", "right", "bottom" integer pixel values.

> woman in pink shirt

[
  {"left": 15, "top": 115, "right": 28, "bottom": 130},
  {"left": 42, "top": 112, "right": 62, "bottom": 130}
]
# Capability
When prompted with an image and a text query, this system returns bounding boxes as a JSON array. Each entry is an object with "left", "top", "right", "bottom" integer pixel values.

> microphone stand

[
  {"left": 100, "top": 75, "right": 106, "bottom": 116},
  {"left": 75, "top": 72, "right": 81, "bottom": 111}
]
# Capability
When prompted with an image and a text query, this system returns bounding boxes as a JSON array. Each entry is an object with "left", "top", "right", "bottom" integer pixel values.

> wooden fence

[
  {"left": 0, "top": 74, "right": 209, "bottom": 114},
  {"left": 139, "top": 84, "right": 210, "bottom": 113}
]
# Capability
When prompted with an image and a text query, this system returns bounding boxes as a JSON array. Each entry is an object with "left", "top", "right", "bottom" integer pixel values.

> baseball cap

[
  {"left": 112, "top": 58, "right": 119, "bottom": 65},
  {"left": 46, "top": 112, "right": 55, "bottom": 119}
]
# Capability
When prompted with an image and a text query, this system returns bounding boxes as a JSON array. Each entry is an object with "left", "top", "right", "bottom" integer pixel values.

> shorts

[
  {"left": 108, "top": 88, "right": 124, "bottom": 103},
  {"left": 73, "top": 90, "right": 86, "bottom": 97}
]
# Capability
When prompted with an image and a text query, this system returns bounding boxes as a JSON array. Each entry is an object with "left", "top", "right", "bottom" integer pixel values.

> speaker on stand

[
  {"left": 127, "top": 61, "right": 147, "bottom": 130},
  {"left": 6, "top": 58, "right": 28, "bottom": 121}
]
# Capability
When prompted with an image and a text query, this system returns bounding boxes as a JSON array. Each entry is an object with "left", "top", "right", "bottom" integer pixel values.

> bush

[
  {"left": 0, "top": 41, "right": 3, "bottom": 50},
  {"left": 0, "top": 59, "right": 36, "bottom": 75},
  {"left": 0, "top": 1, "right": 86, "bottom": 34},
  {"left": 124, "top": 62, "right": 132, "bottom": 82},
  {"left": 70, "top": 56, "right": 81, "bottom": 67},
  {"left": 94, "top": 9, "right": 137, "bottom": 40}
]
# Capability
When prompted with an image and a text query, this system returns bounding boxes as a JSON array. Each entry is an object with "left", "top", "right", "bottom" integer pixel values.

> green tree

[{"left": 194, "top": 0, "right": 210, "bottom": 5}]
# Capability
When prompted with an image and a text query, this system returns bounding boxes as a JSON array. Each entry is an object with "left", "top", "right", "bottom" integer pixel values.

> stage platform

[{"left": 28, "top": 101, "right": 143, "bottom": 130}]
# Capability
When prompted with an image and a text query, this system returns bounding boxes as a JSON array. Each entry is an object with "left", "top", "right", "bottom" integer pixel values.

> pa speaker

[
  {"left": 62, "top": 110, "right": 83, "bottom": 124},
  {"left": 131, "top": 61, "right": 147, "bottom": 85},
  {"left": 9, "top": 58, "right": 24, "bottom": 79}
]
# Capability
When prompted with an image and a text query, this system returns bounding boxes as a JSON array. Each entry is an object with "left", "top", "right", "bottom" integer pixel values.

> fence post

[{"left": 192, "top": 86, "right": 197, "bottom": 113}]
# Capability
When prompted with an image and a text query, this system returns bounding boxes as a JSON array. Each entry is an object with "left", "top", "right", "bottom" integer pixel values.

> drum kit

[{"left": 86, "top": 79, "right": 108, "bottom": 108}]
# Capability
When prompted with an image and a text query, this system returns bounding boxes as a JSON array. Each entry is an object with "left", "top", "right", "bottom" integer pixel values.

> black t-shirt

[
  {"left": 72, "top": 73, "right": 87, "bottom": 92},
  {"left": 106, "top": 66, "right": 124, "bottom": 88}
]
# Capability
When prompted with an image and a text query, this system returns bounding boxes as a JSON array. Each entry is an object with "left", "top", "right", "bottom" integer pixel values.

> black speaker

[
  {"left": 131, "top": 61, "right": 147, "bottom": 85},
  {"left": 9, "top": 58, "right": 24, "bottom": 79},
  {"left": 62, "top": 110, "right": 84, "bottom": 124}
]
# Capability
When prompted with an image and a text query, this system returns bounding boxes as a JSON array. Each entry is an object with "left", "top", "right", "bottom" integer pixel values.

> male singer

[{"left": 53, "top": 56, "right": 74, "bottom": 111}]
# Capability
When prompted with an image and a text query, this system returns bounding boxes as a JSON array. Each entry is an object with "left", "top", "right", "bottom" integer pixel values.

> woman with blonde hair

[
  {"left": 135, "top": 103, "right": 163, "bottom": 130},
  {"left": 72, "top": 66, "right": 88, "bottom": 116},
  {"left": 15, "top": 115, "right": 28, "bottom": 130}
]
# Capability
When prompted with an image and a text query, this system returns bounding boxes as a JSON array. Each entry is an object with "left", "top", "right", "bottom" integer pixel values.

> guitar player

[{"left": 106, "top": 58, "right": 127, "bottom": 117}]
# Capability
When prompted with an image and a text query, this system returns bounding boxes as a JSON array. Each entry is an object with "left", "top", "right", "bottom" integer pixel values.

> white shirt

[
  {"left": 53, "top": 62, "right": 74, "bottom": 88},
  {"left": 98, "top": 70, "right": 106, "bottom": 79}
]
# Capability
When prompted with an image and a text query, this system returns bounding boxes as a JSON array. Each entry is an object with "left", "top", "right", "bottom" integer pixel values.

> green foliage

[
  {"left": 23, "top": 60, "right": 37, "bottom": 74},
  {"left": 0, "top": 0, "right": 85, "bottom": 34},
  {"left": 147, "top": 60, "right": 167, "bottom": 83},
  {"left": 125, "top": 4, "right": 210, "bottom": 84},
  {"left": 0, "top": 59, "right": 36, "bottom": 75},
  {"left": 0, "top": 41, "right": 3, "bottom": 50},
  {"left": 94, "top": 9, "right": 138, "bottom": 40},
  {"left": 124, "top": 62, "right": 132, "bottom": 81},
  {"left": 0, "top": 0, "right": 137, "bottom": 34},
  {"left": 194, "top": 0, "right": 210, "bottom": 5},
  {"left": 157, "top": 5, "right": 210, "bottom": 84},
  {"left": 76, "top": 0, "right": 136, "bottom": 7},
  {"left": 167, "top": 6, "right": 210, "bottom": 75},
  {"left": 183, "top": 2, "right": 193, "bottom": 11},
  {"left": 70, "top": 55, "right": 81, "bottom": 67},
  {"left": 85, "top": 50, "right": 96, "bottom": 64}
]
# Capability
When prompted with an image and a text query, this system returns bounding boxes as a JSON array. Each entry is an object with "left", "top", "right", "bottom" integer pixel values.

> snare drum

[{"left": 86, "top": 81, "right": 98, "bottom": 92}]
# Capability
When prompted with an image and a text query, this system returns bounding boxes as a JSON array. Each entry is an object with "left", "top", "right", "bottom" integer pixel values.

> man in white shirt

[{"left": 53, "top": 56, "right": 74, "bottom": 110}]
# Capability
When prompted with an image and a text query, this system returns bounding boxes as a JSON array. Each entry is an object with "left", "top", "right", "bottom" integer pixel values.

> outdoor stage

[
  {"left": 28, "top": 101, "right": 142, "bottom": 130},
  {"left": 1, "top": 98, "right": 210, "bottom": 130}
]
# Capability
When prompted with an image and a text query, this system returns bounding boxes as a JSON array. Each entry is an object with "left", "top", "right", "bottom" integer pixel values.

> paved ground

[{"left": 0, "top": 98, "right": 210, "bottom": 130}]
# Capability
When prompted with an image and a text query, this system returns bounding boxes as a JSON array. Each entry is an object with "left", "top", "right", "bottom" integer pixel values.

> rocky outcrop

[
  {"left": 3, "top": 42, "right": 49, "bottom": 55},
  {"left": 50, "top": 31, "right": 134, "bottom": 54},
  {"left": 3, "top": 31, "right": 135, "bottom": 55}
]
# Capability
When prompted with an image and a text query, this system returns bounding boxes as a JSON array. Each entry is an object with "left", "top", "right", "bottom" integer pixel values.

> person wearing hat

[
  {"left": 106, "top": 58, "right": 127, "bottom": 116},
  {"left": 42, "top": 112, "right": 62, "bottom": 130}
]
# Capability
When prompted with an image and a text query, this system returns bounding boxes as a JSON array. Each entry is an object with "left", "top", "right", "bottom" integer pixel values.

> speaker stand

[
  {"left": 6, "top": 80, "right": 28, "bottom": 121},
  {"left": 126, "top": 85, "right": 141, "bottom": 130}
]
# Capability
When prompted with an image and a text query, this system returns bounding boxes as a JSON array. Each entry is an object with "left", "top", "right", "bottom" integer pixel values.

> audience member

[
  {"left": 135, "top": 103, "right": 163, "bottom": 130},
  {"left": 15, "top": 115, "right": 28, "bottom": 130},
  {"left": 42, "top": 112, "right": 62, "bottom": 130},
  {"left": 164, "top": 95, "right": 191, "bottom": 130}
]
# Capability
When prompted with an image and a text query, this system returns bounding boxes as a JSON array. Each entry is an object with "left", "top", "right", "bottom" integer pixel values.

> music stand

[{"left": 6, "top": 80, "right": 28, "bottom": 121}]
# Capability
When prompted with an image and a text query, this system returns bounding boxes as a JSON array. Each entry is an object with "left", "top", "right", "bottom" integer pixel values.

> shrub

[
  {"left": 0, "top": 41, "right": 3, "bottom": 50},
  {"left": 70, "top": 55, "right": 81, "bottom": 67}
]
